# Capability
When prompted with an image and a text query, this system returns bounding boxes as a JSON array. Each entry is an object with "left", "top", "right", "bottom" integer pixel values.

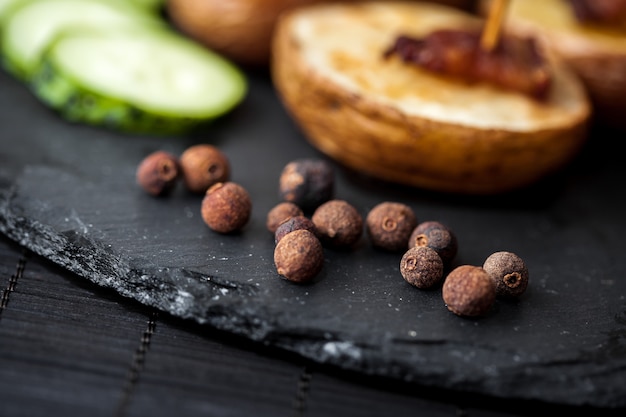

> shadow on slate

[{"left": 0, "top": 67, "right": 625, "bottom": 410}]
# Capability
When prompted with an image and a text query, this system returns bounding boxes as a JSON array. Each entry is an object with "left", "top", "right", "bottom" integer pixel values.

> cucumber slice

[
  {"left": 1, "top": 0, "right": 163, "bottom": 79},
  {"left": 31, "top": 28, "right": 247, "bottom": 135}
]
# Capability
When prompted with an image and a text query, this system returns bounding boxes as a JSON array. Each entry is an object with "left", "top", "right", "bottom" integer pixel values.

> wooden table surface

[{"left": 2, "top": 233, "right": 622, "bottom": 417}]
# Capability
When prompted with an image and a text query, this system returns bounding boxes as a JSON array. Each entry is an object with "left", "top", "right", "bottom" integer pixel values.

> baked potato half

[{"left": 271, "top": 1, "right": 591, "bottom": 195}]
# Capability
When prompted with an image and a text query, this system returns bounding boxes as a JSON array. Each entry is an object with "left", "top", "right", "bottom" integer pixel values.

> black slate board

[{"left": 1, "top": 66, "right": 625, "bottom": 409}]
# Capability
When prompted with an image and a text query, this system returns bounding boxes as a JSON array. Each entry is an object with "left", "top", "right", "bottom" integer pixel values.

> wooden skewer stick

[{"left": 480, "top": 0, "right": 510, "bottom": 52}]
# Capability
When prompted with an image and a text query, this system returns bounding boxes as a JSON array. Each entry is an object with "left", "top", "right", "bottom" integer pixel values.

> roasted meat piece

[{"left": 384, "top": 29, "right": 552, "bottom": 99}]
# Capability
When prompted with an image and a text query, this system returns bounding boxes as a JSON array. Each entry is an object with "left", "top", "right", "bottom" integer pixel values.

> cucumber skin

[{"left": 31, "top": 58, "right": 226, "bottom": 136}]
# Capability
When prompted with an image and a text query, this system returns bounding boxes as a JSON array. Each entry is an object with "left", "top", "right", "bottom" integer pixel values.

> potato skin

[
  {"left": 567, "top": 53, "right": 626, "bottom": 129},
  {"left": 166, "top": 0, "right": 332, "bottom": 66},
  {"left": 271, "top": 3, "right": 590, "bottom": 195}
]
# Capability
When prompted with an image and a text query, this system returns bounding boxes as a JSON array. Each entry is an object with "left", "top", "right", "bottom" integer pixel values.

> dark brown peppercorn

[
  {"left": 311, "top": 199, "right": 363, "bottom": 249},
  {"left": 442, "top": 265, "right": 495, "bottom": 317},
  {"left": 366, "top": 202, "right": 417, "bottom": 252},
  {"left": 400, "top": 246, "right": 444, "bottom": 289},
  {"left": 483, "top": 251, "right": 529, "bottom": 298},
  {"left": 274, "top": 215, "right": 317, "bottom": 244},
  {"left": 274, "top": 229, "right": 324, "bottom": 283},
  {"left": 136, "top": 151, "right": 180, "bottom": 196},
  {"left": 279, "top": 158, "right": 334, "bottom": 211},
  {"left": 266, "top": 202, "right": 304, "bottom": 233},
  {"left": 180, "top": 144, "right": 230, "bottom": 194},
  {"left": 201, "top": 182, "right": 251, "bottom": 234},
  {"left": 409, "top": 221, "right": 458, "bottom": 266}
]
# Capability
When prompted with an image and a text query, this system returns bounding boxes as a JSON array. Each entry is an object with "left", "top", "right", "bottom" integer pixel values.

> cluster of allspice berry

[
  {"left": 441, "top": 251, "right": 529, "bottom": 317},
  {"left": 268, "top": 158, "right": 529, "bottom": 317},
  {"left": 370, "top": 201, "right": 530, "bottom": 318},
  {"left": 268, "top": 158, "right": 365, "bottom": 283},
  {"left": 138, "top": 151, "right": 529, "bottom": 318},
  {"left": 135, "top": 144, "right": 251, "bottom": 234}
]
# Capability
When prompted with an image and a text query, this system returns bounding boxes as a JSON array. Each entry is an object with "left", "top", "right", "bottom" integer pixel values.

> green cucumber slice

[
  {"left": 31, "top": 28, "right": 247, "bottom": 135},
  {"left": 1, "top": 0, "right": 163, "bottom": 79}
]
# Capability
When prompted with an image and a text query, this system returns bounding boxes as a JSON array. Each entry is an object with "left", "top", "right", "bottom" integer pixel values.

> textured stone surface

[{"left": 1, "top": 69, "right": 625, "bottom": 408}]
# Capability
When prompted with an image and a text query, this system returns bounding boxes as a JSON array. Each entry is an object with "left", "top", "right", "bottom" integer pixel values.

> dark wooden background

[{"left": 2, "top": 232, "right": 622, "bottom": 417}]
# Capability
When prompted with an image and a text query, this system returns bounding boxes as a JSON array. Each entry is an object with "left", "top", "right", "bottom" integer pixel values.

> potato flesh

[{"left": 293, "top": 2, "right": 588, "bottom": 131}]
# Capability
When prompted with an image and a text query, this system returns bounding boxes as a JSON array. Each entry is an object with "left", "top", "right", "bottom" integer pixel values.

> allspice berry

[
  {"left": 274, "top": 229, "right": 324, "bottom": 283},
  {"left": 366, "top": 202, "right": 417, "bottom": 252},
  {"left": 279, "top": 158, "right": 334, "bottom": 211},
  {"left": 442, "top": 265, "right": 496, "bottom": 317},
  {"left": 201, "top": 182, "right": 251, "bottom": 234},
  {"left": 266, "top": 202, "right": 304, "bottom": 233},
  {"left": 409, "top": 221, "right": 458, "bottom": 266},
  {"left": 400, "top": 246, "right": 444, "bottom": 289},
  {"left": 311, "top": 199, "right": 363, "bottom": 249},
  {"left": 483, "top": 251, "right": 529, "bottom": 298},
  {"left": 180, "top": 144, "right": 230, "bottom": 194},
  {"left": 136, "top": 150, "right": 180, "bottom": 196},
  {"left": 274, "top": 215, "right": 317, "bottom": 244}
]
